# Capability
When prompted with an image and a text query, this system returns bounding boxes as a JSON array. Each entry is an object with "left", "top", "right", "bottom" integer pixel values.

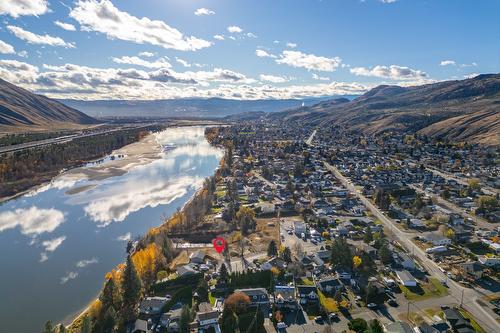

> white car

[{"left": 277, "top": 322, "right": 287, "bottom": 329}]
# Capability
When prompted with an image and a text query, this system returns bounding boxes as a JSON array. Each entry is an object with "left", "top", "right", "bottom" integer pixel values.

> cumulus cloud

[
  {"left": 227, "top": 26, "right": 243, "bottom": 33},
  {"left": 312, "top": 73, "right": 330, "bottom": 81},
  {"left": 60, "top": 271, "right": 78, "bottom": 284},
  {"left": 0, "top": 40, "right": 15, "bottom": 54},
  {"left": 54, "top": 21, "right": 77, "bottom": 31},
  {"left": 350, "top": 64, "right": 428, "bottom": 80},
  {"left": 260, "top": 74, "right": 288, "bottom": 83},
  {"left": 42, "top": 236, "right": 66, "bottom": 252},
  {"left": 276, "top": 50, "right": 342, "bottom": 72},
  {"left": 112, "top": 55, "right": 172, "bottom": 69},
  {"left": 440, "top": 60, "right": 456, "bottom": 66},
  {"left": 176, "top": 58, "right": 191, "bottom": 67},
  {"left": 0, "top": 206, "right": 65, "bottom": 236},
  {"left": 213, "top": 35, "right": 224, "bottom": 41},
  {"left": 139, "top": 51, "right": 155, "bottom": 58},
  {"left": 7, "top": 26, "right": 75, "bottom": 48},
  {"left": 76, "top": 257, "right": 98, "bottom": 268},
  {"left": 117, "top": 232, "right": 131, "bottom": 241},
  {"left": 70, "top": 0, "right": 211, "bottom": 51},
  {"left": 0, "top": 0, "right": 48, "bottom": 18},
  {"left": 255, "top": 49, "right": 276, "bottom": 58},
  {"left": 286, "top": 42, "right": 297, "bottom": 48},
  {"left": 194, "top": 8, "right": 215, "bottom": 16}
]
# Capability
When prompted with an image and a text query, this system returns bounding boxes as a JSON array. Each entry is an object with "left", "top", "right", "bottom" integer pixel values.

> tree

[
  {"left": 236, "top": 206, "right": 256, "bottom": 235},
  {"left": 468, "top": 178, "right": 481, "bottom": 191},
  {"left": 293, "top": 241, "right": 304, "bottom": 259},
  {"left": 353, "top": 256, "right": 362, "bottom": 269},
  {"left": 80, "top": 316, "right": 91, "bottom": 333},
  {"left": 57, "top": 324, "right": 66, "bottom": 333},
  {"left": 100, "top": 277, "right": 116, "bottom": 311},
  {"left": 42, "top": 321, "right": 55, "bottom": 333},
  {"left": 225, "top": 292, "right": 251, "bottom": 314},
  {"left": 157, "top": 270, "right": 168, "bottom": 281},
  {"left": 330, "top": 238, "right": 352, "bottom": 269},
  {"left": 121, "top": 254, "right": 141, "bottom": 324},
  {"left": 179, "top": 305, "right": 192, "bottom": 333},
  {"left": 348, "top": 318, "right": 368, "bottom": 333},
  {"left": 378, "top": 244, "right": 392, "bottom": 264},
  {"left": 282, "top": 247, "right": 292, "bottom": 263},
  {"left": 219, "top": 263, "right": 229, "bottom": 284},
  {"left": 446, "top": 228, "right": 455, "bottom": 240},
  {"left": 364, "top": 226, "right": 373, "bottom": 244},
  {"left": 196, "top": 278, "right": 209, "bottom": 303},
  {"left": 368, "top": 319, "right": 384, "bottom": 333},
  {"left": 267, "top": 240, "right": 278, "bottom": 257}
]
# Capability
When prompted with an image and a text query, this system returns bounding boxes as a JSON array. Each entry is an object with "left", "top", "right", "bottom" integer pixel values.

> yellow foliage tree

[
  {"left": 353, "top": 255, "right": 362, "bottom": 269},
  {"left": 132, "top": 243, "right": 161, "bottom": 285},
  {"left": 340, "top": 299, "right": 349, "bottom": 309},
  {"left": 270, "top": 267, "right": 280, "bottom": 277}
]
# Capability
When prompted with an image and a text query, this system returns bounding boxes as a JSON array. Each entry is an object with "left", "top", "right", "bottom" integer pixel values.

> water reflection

[{"left": 0, "top": 126, "right": 222, "bottom": 333}]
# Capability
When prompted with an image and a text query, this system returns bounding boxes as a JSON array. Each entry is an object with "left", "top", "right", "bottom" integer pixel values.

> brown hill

[
  {"left": 0, "top": 79, "right": 99, "bottom": 132},
  {"left": 271, "top": 74, "right": 500, "bottom": 145}
]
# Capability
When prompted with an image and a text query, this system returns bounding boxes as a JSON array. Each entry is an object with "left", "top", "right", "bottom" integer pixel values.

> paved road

[
  {"left": 305, "top": 129, "right": 317, "bottom": 146},
  {"left": 324, "top": 162, "right": 500, "bottom": 333}
]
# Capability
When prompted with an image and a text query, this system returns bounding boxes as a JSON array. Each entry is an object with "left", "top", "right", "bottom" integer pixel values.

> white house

[
  {"left": 423, "top": 233, "right": 452, "bottom": 246},
  {"left": 396, "top": 270, "right": 418, "bottom": 287},
  {"left": 195, "top": 310, "right": 220, "bottom": 333}
]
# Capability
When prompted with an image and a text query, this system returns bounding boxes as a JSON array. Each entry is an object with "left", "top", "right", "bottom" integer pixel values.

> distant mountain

[
  {"left": 270, "top": 74, "right": 500, "bottom": 146},
  {"left": 0, "top": 79, "right": 98, "bottom": 132},
  {"left": 60, "top": 96, "right": 357, "bottom": 118}
]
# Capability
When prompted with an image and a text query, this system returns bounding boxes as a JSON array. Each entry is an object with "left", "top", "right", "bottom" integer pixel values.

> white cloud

[
  {"left": 0, "top": 0, "right": 48, "bottom": 18},
  {"left": 60, "top": 271, "right": 78, "bottom": 284},
  {"left": 194, "top": 8, "right": 215, "bottom": 16},
  {"left": 7, "top": 26, "right": 75, "bottom": 48},
  {"left": 112, "top": 55, "right": 171, "bottom": 69},
  {"left": 0, "top": 40, "right": 15, "bottom": 54},
  {"left": 139, "top": 51, "right": 155, "bottom": 58},
  {"left": 381, "top": 0, "right": 397, "bottom": 3},
  {"left": 312, "top": 73, "right": 330, "bottom": 81},
  {"left": 42, "top": 236, "right": 66, "bottom": 252},
  {"left": 350, "top": 64, "right": 428, "bottom": 80},
  {"left": 464, "top": 73, "right": 479, "bottom": 79},
  {"left": 286, "top": 42, "right": 297, "bottom": 48},
  {"left": 18, "top": 50, "right": 28, "bottom": 57},
  {"left": 246, "top": 32, "right": 257, "bottom": 38},
  {"left": 70, "top": 0, "right": 211, "bottom": 51},
  {"left": 440, "top": 60, "right": 456, "bottom": 66},
  {"left": 117, "top": 232, "right": 131, "bottom": 241},
  {"left": 260, "top": 74, "right": 288, "bottom": 83},
  {"left": 76, "top": 257, "right": 98, "bottom": 268},
  {"left": 276, "top": 50, "right": 342, "bottom": 72},
  {"left": 176, "top": 58, "right": 191, "bottom": 67},
  {"left": 0, "top": 206, "right": 65, "bottom": 236},
  {"left": 255, "top": 49, "right": 276, "bottom": 58},
  {"left": 54, "top": 21, "right": 77, "bottom": 31},
  {"left": 227, "top": 26, "right": 243, "bottom": 33},
  {"left": 213, "top": 35, "right": 224, "bottom": 41}
]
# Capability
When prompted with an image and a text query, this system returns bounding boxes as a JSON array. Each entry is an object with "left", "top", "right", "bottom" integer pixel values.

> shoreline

[{"left": 65, "top": 125, "right": 225, "bottom": 330}]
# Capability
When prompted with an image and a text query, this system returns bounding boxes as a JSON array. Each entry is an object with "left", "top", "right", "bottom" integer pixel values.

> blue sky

[{"left": 0, "top": 0, "right": 498, "bottom": 100}]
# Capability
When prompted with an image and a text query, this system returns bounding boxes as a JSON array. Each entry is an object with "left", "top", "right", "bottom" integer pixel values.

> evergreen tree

[
  {"left": 42, "top": 321, "right": 54, "bottom": 333},
  {"left": 368, "top": 319, "right": 384, "bottom": 333},
  {"left": 179, "top": 305, "right": 191, "bottom": 333},
  {"left": 57, "top": 324, "right": 66, "bottom": 333},
  {"left": 80, "top": 316, "right": 91, "bottom": 333},
  {"left": 219, "top": 263, "right": 229, "bottom": 284},
  {"left": 378, "top": 244, "right": 392, "bottom": 264},
  {"left": 267, "top": 240, "right": 278, "bottom": 257},
  {"left": 282, "top": 247, "right": 292, "bottom": 263},
  {"left": 162, "top": 236, "right": 173, "bottom": 262},
  {"left": 330, "top": 237, "right": 353, "bottom": 269},
  {"left": 121, "top": 254, "right": 141, "bottom": 324},
  {"left": 100, "top": 277, "right": 115, "bottom": 311},
  {"left": 364, "top": 226, "right": 373, "bottom": 244},
  {"left": 196, "top": 278, "right": 209, "bottom": 303}
]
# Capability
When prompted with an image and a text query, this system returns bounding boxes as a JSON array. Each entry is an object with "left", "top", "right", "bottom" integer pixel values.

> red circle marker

[{"left": 213, "top": 236, "right": 226, "bottom": 254}]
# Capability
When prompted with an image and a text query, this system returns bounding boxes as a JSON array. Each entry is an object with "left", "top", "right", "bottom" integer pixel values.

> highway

[
  {"left": 305, "top": 129, "right": 317, "bottom": 146},
  {"left": 0, "top": 124, "right": 153, "bottom": 154},
  {"left": 324, "top": 162, "right": 500, "bottom": 333}
]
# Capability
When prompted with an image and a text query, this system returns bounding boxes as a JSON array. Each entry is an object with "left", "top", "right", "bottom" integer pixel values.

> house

[
  {"left": 478, "top": 255, "right": 500, "bottom": 267},
  {"left": 336, "top": 268, "right": 352, "bottom": 280},
  {"left": 423, "top": 233, "right": 452, "bottom": 246},
  {"left": 261, "top": 257, "right": 287, "bottom": 271},
  {"left": 443, "top": 308, "right": 475, "bottom": 333},
  {"left": 360, "top": 243, "right": 377, "bottom": 258},
  {"left": 194, "top": 310, "right": 220, "bottom": 333},
  {"left": 236, "top": 288, "right": 270, "bottom": 307},
  {"left": 384, "top": 321, "right": 414, "bottom": 333},
  {"left": 393, "top": 252, "right": 415, "bottom": 270},
  {"left": 296, "top": 285, "right": 318, "bottom": 304},
  {"left": 409, "top": 218, "right": 426, "bottom": 229},
  {"left": 177, "top": 264, "right": 197, "bottom": 277},
  {"left": 274, "top": 285, "right": 297, "bottom": 310},
  {"left": 294, "top": 221, "right": 307, "bottom": 236},
  {"left": 316, "top": 276, "right": 343, "bottom": 294},
  {"left": 417, "top": 322, "right": 450, "bottom": 333},
  {"left": 132, "top": 319, "right": 153, "bottom": 333},
  {"left": 395, "top": 270, "right": 418, "bottom": 287},
  {"left": 460, "top": 261, "right": 486, "bottom": 279},
  {"left": 139, "top": 296, "right": 170, "bottom": 316},
  {"left": 189, "top": 250, "right": 206, "bottom": 264},
  {"left": 316, "top": 250, "right": 332, "bottom": 261}
]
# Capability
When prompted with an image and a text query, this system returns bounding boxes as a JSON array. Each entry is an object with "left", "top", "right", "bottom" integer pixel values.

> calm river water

[{"left": 0, "top": 126, "right": 222, "bottom": 333}]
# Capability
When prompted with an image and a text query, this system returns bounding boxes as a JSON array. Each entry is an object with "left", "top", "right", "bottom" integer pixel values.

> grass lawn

[
  {"left": 400, "top": 278, "right": 448, "bottom": 301},
  {"left": 208, "top": 292, "right": 216, "bottom": 305},
  {"left": 300, "top": 278, "right": 315, "bottom": 286},
  {"left": 318, "top": 290, "right": 339, "bottom": 313},
  {"left": 459, "top": 309, "right": 486, "bottom": 333}
]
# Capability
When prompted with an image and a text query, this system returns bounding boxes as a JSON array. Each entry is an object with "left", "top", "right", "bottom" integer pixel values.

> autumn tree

[
  {"left": 132, "top": 243, "right": 161, "bottom": 287},
  {"left": 225, "top": 292, "right": 251, "bottom": 314},
  {"left": 353, "top": 256, "right": 362, "bottom": 269}
]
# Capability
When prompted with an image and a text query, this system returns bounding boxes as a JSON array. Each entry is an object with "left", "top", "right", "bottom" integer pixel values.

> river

[{"left": 0, "top": 126, "right": 223, "bottom": 333}]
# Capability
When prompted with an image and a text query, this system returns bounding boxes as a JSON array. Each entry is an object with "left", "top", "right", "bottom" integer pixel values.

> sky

[{"left": 0, "top": 0, "right": 498, "bottom": 100}]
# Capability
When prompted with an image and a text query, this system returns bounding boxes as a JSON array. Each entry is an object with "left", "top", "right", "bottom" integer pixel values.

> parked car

[
  {"left": 328, "top": 313, "right": 339, "bottom": 322},
  {"left": 367, "top": 303, "right": 378, "bottom": 309},
  {"left": 314, "top": 316, "right": 324, "bottom": 324},
  {"left": 277, "top": 322, "right": 287, "bottom": 329},
  {"left": 387, "top": 299, "right": 398, "bottom": 307}
]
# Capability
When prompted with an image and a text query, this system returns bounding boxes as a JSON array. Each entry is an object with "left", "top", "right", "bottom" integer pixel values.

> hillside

[
  {"left": 0, "top": 79, "right": 99, "bottom": 132},
  {"left": 271, "top": 74, "right": 500, "bottom": 146}
]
